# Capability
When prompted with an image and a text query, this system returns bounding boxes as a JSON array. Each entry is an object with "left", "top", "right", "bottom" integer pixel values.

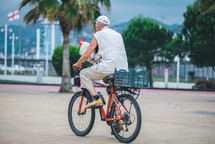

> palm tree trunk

[{"left": 59, "top": 31, "right": 73, "bottom": 92}]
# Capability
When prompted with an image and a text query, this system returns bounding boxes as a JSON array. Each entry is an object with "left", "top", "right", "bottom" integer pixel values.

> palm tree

[
  {"left": 19, "top": 0, "right": 111, "bottom": 92},
  {"left": 192, "top": 0, "right": 215, "bottom": 14}
]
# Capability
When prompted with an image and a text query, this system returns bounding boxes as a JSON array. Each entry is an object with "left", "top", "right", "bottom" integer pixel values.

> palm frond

[
  {"left": 192, "top": 0, "right": 215, "bottom": 14},
  {"left": 40, "top": 0, "right": 59, "bottom": 10},
  {"left": 39, "top": 0, "right": 60, "bottom": 21},
  {"left": 21, "top": 0, "right": 60, "bottom": 25},
  {"left": 80, "top": 0, "right": 111, "bottom": 12},
  {"left": 19, "top": 0, "right": 40, "bottom": 10},
  {"left": 201, "top": 0, "right": 215, "bottom": 13},
  {"left": 20, "top": 0, "right": 111, "bottom": 33},
  {"left": 103, "top": 0, "right": 111, "bottom": 12},
  {"left": 23, "top": 7, "right": 41, "bottom": 25}
]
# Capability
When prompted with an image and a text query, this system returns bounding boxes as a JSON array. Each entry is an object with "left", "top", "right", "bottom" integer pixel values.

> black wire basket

[{"left": 114, "top": 69, "right": 149, "bottom": 88}]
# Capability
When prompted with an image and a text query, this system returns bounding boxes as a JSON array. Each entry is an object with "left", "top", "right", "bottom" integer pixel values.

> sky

[{"left": 0, "top": 0, "right": 195, "bottom": 27}]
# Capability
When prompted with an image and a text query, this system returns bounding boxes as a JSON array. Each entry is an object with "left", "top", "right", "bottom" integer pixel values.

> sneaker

[
  {"left": 111, "top": 120, "right": 123, "bottom": 135},
  {"left": 85, "top": 98, "right": 104, "bottom": 109}
]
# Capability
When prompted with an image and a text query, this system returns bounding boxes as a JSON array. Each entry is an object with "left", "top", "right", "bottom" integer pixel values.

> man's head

[{"left": 95, "top": 16, "right": 110, "bottom": 32}]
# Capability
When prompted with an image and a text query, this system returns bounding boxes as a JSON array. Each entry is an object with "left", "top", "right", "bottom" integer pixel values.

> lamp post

[
  {"left": 9, "top": 33, "right": 18, "bottom": 76},
  {"left": 51, "top": 24, "right": 55, "bottom": 57},
  {"left": 1, "top": 24, "right": 12, "bottom": 76},
  {"left": 42, "top": 21, "right": 49, "bottom": 77},
  {"left": 176, "top": 55, "right": 180, "bottom": 88},
  {"left": 44, "top": 40, "right": 49, "bottom": 77},
  {"left": 36, "top": 29, "right": 40, "bottom": 60}
]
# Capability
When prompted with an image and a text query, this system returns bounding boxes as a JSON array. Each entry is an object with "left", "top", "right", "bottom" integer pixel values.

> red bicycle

[{"left": 68, "top": 69, "right": 148, "bottom": 143}]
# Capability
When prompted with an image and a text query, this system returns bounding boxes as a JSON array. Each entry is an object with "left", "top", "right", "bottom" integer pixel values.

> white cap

[{"left": 96, "top": 16, "right": 110, "bottom": 26}]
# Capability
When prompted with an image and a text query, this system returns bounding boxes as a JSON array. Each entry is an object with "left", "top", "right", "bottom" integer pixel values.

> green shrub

[
  {"left": 195, "top": 80, "right": 215, "bottom": 89},
  {"left": 52, "top": 45, "right": 80, "bottom": 76},
  {"left": 188, "top": 71, "right": 195, "bottom": 80}
]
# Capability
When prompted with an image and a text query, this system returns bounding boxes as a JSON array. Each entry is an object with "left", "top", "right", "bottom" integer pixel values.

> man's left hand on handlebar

[{"left": 73, "top": 63, "right": 82, "bottom": 70}]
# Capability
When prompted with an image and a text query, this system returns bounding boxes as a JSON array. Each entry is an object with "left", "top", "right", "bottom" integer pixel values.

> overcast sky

[{"left": 0, "top": 0, "right": 195, "bottom": 27}]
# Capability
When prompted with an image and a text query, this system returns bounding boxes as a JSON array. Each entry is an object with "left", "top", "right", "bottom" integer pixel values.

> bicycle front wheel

[
  {"left": 110, "top": 94, "right": 142, "bottom": 143},
  {"left": 68, "top": 91, "right": 95, "bottom": 136}
]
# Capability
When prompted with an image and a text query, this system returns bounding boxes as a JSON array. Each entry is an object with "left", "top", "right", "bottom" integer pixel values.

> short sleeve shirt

[{"left": 91, "top": 26, "right": 128, "bottom": 73}]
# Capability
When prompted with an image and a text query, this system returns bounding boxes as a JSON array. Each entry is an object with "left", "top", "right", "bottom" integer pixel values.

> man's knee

[{"left": 79, "top": 69, "right": 87, "bottom": 79}]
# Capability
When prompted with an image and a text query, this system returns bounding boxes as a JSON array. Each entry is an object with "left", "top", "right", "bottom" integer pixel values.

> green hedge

[{"left": 52, "top": 45, "right": 80, "bottom": 76}]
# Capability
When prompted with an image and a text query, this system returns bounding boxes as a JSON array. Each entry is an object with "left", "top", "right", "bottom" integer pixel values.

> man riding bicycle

[{"left": 73, "top": 15, "right": 128, "bottom": 109}]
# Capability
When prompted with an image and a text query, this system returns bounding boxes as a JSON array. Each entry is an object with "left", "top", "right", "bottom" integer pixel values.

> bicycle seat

[
  {"left": 106, "top": 75, "right": 114, "bottom": 80},
  {"left": 103, "top": 75, "right": 114, "bottom": 84}
]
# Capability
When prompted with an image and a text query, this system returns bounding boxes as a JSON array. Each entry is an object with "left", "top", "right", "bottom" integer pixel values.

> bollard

[
  {"left": 164, "top": 68, "right": 168, "bottom": 88},
  {"left": 206, "top": 75, "right": 209, "bottom": 81},
  {"left": 206, "top": 72, "right": 210, "bottom": 81},
  {"left": 185, "top": 74, "right": 188, "bottom": 82},
  {"left": 36, "top": 65, "right": 43, "bottom": 84}
]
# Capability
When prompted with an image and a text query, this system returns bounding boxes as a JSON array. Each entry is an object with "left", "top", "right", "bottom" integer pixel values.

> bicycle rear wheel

[
  {"left": 110, "top": 94, "right": 142, "bottom": 143},
  {"left": 68, "top": 91, "right": 95, "bottom": 136}
]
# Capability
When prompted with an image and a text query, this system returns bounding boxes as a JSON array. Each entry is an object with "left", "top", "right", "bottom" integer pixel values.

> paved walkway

[
  {"left": 0, "top": 75, "right": 195, "bottom": 89},
  {"left": 0, "top": 84, "right": 215, "bottom": 144}
]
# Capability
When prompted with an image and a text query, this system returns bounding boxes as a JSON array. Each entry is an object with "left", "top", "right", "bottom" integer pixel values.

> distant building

[{"left": 40, "top": 20, "right": 62, "bottom": 59}]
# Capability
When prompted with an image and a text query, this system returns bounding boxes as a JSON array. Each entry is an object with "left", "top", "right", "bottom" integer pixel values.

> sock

[{"left": 93, "top": 95, "right": 99, "bottom": 100}]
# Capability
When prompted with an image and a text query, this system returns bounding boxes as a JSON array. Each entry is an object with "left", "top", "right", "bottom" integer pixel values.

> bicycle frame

[{"left": 77, "top": 81, "right": 129, "bottom": 122}]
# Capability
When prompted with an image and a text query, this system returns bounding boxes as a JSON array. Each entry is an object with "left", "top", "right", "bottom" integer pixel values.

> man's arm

[{"left": 73, "top": 36, "right": 98, "bottom": 70}]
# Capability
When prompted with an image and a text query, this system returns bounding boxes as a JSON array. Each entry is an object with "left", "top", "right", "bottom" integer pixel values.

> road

[{"left": 0, "top": 84, "right": 215, "bottom": 144}]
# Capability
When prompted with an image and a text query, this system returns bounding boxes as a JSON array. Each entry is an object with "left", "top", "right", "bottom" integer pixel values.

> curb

[{"left": 1, "top": 80, "right": 215, "bottom": 92}]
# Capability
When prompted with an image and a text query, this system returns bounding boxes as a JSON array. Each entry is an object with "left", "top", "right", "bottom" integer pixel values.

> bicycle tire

[
  {"left": 110, "top": 94, "right": 142, "bottom": 143},
  {"left": 68, "top": 91, "right": 95, "bottom": 136}
]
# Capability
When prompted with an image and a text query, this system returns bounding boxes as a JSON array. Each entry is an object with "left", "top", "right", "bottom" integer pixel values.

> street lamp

[
  {"left": 9, "top": 33, "right": 18, "bottom": 76},
  {"left": 44, "top": 40, "right": 49, "bottom": 77},
  {"left": 1, "top": 24, "right": 12, "bottom": 76},
  {"left": 174, "top": 55, "right": 180, "bottom": 88}
]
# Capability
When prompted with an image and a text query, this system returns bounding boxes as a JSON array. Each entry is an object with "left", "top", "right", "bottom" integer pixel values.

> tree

[
  {"left": 19, "top": 0, "right": 111, "bottom": 92},
  {"left": 122, "top": 17, "right": 173, "bottom": 87},
  {"left": 192, "top": 0, "right": 215, "bottom": 14},
  {"left": 182, "top": 5, "right": 215, "bottom": 71},
  {"left": 52, "top": 45, "right": 80, "bottom": 76}
]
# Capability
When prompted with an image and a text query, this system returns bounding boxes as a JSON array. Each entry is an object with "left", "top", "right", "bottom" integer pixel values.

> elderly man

[{"left": 73, "top": 16, "right": 128, "bottom": 108}]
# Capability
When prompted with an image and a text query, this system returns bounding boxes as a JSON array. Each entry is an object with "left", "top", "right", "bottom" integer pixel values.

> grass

[
  {"left": 0, "top": 71, "right": 58, "bottom": 77},
  {"left": 153, "top": 77, "right": 199, "bottom": 83}
]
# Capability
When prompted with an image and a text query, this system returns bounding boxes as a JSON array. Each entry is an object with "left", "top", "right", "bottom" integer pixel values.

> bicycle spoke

[
  {"left": 128, "top": 102, "right": 133, "bottom": 113},
  {"left": 111, "top": 94, "right": 141, "bottom": 143},
  {"left": 68, "top": 91, "right": 95, "bottom": 135}
]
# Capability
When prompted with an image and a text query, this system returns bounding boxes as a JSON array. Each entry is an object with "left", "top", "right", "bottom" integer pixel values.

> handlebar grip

[
  {"left": 73, "top": 66, "right": 79, "bottom": 71},
  {"left": 74, "top": 69, "right": 79, "bottom": 76}
]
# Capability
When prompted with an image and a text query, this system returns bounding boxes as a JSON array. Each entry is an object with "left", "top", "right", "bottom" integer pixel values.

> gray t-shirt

[{"left": 91, "top": 26, "right": 128, "bottom": 73}]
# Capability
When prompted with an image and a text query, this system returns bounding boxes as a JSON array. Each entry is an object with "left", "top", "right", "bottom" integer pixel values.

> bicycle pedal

[{"left": 94, "top": 105, "right": 102, "bottom": 109}]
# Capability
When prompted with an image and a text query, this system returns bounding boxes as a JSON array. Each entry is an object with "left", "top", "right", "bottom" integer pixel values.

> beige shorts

[{"left": 79, "top": 67, "right": 113, "bottom": 90}]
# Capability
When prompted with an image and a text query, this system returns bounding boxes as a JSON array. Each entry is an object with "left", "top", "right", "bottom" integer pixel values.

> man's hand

[{"left": 73, "top": 62, "right": 82, "bottom": 70}]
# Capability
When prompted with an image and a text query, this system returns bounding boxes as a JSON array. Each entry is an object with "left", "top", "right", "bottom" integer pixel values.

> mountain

[
  {"left": 71, "top": 19, "right": 181, "bottom": 44},
  {"left": 112, "top": 18, "right": 182, "bottom": 34},
  {"left": 0, "top": 19, "right": 182, "bottom": 57}
]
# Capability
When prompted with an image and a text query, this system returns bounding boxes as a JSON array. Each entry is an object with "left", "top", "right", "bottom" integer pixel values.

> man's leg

[
  {"left": 80, "top": 67, "right": 113, "bottom": 108},
  {"left": 88, "top": 88, "right": 97, "bottom": 96}
]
